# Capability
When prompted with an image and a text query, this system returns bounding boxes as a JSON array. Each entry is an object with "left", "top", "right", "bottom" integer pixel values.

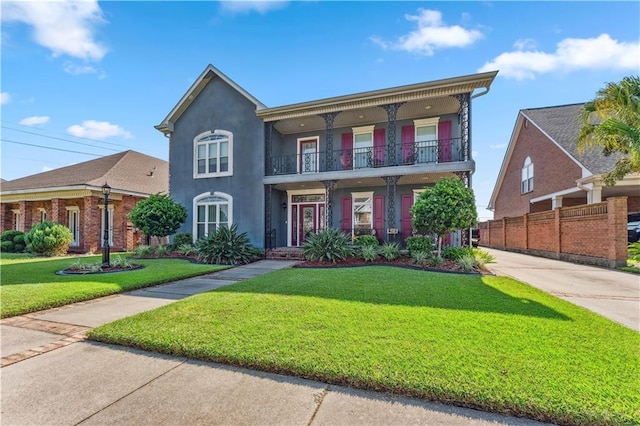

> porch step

[{"left": 266, "top": 247, "right": 305, "bottom": 261}]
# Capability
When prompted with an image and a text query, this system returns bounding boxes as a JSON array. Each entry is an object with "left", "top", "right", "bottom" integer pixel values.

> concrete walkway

[
  {"left": 0, "top": 260, "right": 545, "bottom": 425},
  {"left": 483, "top": 248, "right": 640, "bottom": 332}
]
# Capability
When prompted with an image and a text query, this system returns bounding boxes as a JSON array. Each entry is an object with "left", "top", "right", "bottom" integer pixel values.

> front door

[{"left": 298, "top": 204, "right": 316, "bottom": 244}]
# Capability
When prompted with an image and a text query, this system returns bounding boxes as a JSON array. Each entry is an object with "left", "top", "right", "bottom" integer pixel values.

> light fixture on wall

[{"left": 282, "top": 202, "right": 287, "bottom": 210}]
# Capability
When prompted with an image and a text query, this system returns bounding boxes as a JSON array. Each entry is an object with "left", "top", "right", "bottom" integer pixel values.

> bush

[
  {"left": 441, "top": 246, "right": 472, "bottom": 261},
  {"left": 360, "top": 245, "right": 379, "bottom": 262},
  {"left": 405, "top": 235, "right": 433, "bottom": 256},
  {"left": 24, "top": 221, "right": 73, "bottom": 256},
  {"left": 411, "top": 250, "right": 431, "bottom": 265},
  {"left": 354, "top": 234, "right": 379, "bottom": 248},
  {"left": 302, "top": 228, "right": 354, "bottom": 263},
  {"left": 176, "top": 243, "right": 198, "bottom": 256},
  {"left": 196, "top": 224, "right": 253, "bottom": 265},
  {"left": 429, "top": 256, "right": 444, "bottom": 267},
  {"left": 473, "top": 248, "right": 495, "bottom": 268},
  {"left": 458, "top": 254, "right": 478, "bottom": 272},
  {"left": 1, "top": 241, "right": 15, "bottom": 252},
  {"left": 172, "top": 232, "right": 193, "bottom": 249},
  {"left": 629, "top": 242, "right": 640, "bottom": 262},
  {"left": 154, "top": 244, "right": 171, "bottom": 257},
  {"left": 1, "top": 230, "right": 26, "bottom": 252},
  {"left": 381, "top": 242, "right": 400, "bottom": 261},
  {"left": 131, "top": 245, "right": 154, "bottom": 258}
]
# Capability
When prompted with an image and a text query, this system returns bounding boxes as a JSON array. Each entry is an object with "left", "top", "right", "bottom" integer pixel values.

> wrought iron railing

[{"left": 267, "top": 138, "right": 462, "bottom": 176}]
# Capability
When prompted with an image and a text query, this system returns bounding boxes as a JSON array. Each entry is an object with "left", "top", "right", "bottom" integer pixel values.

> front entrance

[{"left": 289, "top": 193, "right": 325, "bottom": 246}]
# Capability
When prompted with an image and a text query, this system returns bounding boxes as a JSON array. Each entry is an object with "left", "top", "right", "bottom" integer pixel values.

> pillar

[
  {"left": 383, "top": 175, "right": 402, "bottom": 243},
  {"left": 381, "top": 103, "right": 404, "bottom": 166},
  {"left": 323, "top": 180, "right": 337, "bottom": 228},
  {"left": 321, "top": 112, "right": 340, "bottom": 171}
]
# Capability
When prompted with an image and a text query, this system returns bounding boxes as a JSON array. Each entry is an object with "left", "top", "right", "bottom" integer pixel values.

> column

[
  {"left": 381, "top": 103, "right": 404, "bottom": 166},
  {"left": 264, "top": 122, "right": 274, "bottom": 175},
  {"left": 51, "top": 198, "right": 63, "bottom": 224},
  {"left": 552, "top": 196, "right": 563, "bottom": 209},
  {"left": 454, "top": 93, "right": 471, "bottom": 162},
  {"left": 18, "top": 201, "right": 33, "bottom": 232},
  {"left": 323, "top": 180, "right": 337, "bottom": 228},
  {"left": 383, "top": 175, "right": 402, "bottom": 243},
  {"left": 83, "top": 196, "right": 98, "bottom": 253},
  {"left": 264, "top": 184, "right": 273, "bottom": 250},
  {"left": 321, "top": 112, "right": 340, "bottom": 171}
]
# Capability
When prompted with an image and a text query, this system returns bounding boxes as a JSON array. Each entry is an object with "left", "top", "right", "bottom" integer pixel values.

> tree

[
  {"left": 129, "top": 194, "right": 187, "bottom": 240},
  {"left": 410, "top": 177, "right": 477, "bottom": 257},
  {"left": 578, "top": 75, "right": 640, "bottom": 186}
]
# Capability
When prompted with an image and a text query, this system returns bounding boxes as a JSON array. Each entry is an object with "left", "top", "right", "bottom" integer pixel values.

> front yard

[
  {"left": 90, "top": 266, "right": 640, "bottom": 425},
  {"left": 0, "top": 254, "right": 226, "bottom": 318}
]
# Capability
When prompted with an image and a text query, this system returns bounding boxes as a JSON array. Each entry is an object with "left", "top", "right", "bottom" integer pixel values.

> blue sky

[{"left": 1, "top": 1, "right": 638, "bottom": 220}]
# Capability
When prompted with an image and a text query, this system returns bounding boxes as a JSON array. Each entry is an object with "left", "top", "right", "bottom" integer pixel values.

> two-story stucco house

[{"left": 155, "top": 64, "right": 497, "bottom": 249}]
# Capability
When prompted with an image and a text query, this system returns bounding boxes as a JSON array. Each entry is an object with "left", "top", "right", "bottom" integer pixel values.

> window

[
  {"left": 99, "top": 205, "right": 114, "bottom": 247},
  {"left": 521, "top": 157, "right": 534, "bottom": 193},
  {"left": 352, "top": 192, "right": 373, "bottom": 236},
  {"left": 11, "top": 209, "right": 20, "bottom": 231},
  {"left": 414, "top": 118, "right": 439, "bottom": 163},
  {"left": 353, "top": 125, "right": 374, "bottom": 169},
  {"left": 38, "top": 208, "right": 47, "bottom": 223},
  {"left": 194, "top": 130, "right": 233, "bottom": 178},
  {"left": 67, "top": 207, "right": 80, "bottom": 247},
  {"left": 193, "top": 192, "right": 233, "bottom": 240}
]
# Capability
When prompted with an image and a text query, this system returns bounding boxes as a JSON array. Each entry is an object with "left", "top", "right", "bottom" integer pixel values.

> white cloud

[
  {"left": 219, "top": 1, "right": 288, "bottom": 14},
  {"left": 371, "top": 9, "right": 484, "bottom": 56},
  {"left": 67, "top": 120, "right": 132, "bottom": 140},
  {"left": 19, "top": 116, "right": 50, "bottom": 126},
  {"left": 479, "top": 34, "right": 640, "bottom": 80},
  {"left": 2, "top": 0, "right": 107, "bottom": 61},
  {"left": 0, "top": 92, "right": 10, "bottom": 105},
  {"left": 490, "top": 143, "right": 507, "bottom": 149},
  {"left": 63, "top": 61, "right": 106, "bottom": 79},
  {"left": 513, "top": 38, "right": 537, "bottom": 51}
]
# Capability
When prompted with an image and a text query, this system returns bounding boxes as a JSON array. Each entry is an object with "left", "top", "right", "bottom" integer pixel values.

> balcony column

[
  {"left": 383, "top": 175, "right": 402, "bottom": 243},
  {"left": 264, "top": 121, "right": 275, "bottom": 176},
  {"left": 381, "top": 103, "right": 404, "bottom": 166},
  {"left": 323, "top": 180, "right": 337, "bottom": 228},
  {"left": 320, "top": 112, "right": 340, "bottom": 171},
  {"left": 454, "top": 171, "right": 471, "bottom": 188},
  {"left": 264, "top": 184, "right": 274, "bottom": 250},
  {"left": 454, "top": 93, "right": 471, "bottom": 162}
]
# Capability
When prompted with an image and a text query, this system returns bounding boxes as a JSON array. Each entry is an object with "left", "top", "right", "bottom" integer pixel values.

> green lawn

[
  {"left": 89, "top": 267, "right": 640, "bottom": 425},
  {"left": 0, "top": 254, "right": 226, "bottom": 317}
]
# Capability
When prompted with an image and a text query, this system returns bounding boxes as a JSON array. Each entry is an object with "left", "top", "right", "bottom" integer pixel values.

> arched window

[
  {"left": 521, "top": 157, "right": 534, "bottom": 193},
  {"left": 193, "top": 192, "right": 233, "bottom": 239},
  {"left": 193, "top": 130, "right": 233, "bottom": 178}
]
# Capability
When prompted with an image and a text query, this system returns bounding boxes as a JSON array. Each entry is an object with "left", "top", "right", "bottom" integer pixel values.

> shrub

[
  {"left": 429, "top": 256, "right": 444, "bottom": 267},
  {"left": 360, "top": 245, "right": 379, "bottom": 262},
  {"left": 1, "top": 230, "right": 26, "bottom": 252},
  {"left": 132, "top": 245, "right": 153, "bottom": 258},
  {"left": 154, "top": 244, "right": 171, "bottom": 257},
  {"left": 629, "top": 242, "right": 640, "bottom": 262},
  {"left": 176, "top": 243, "right": 198, "bottom": 256},
  {"left": 302, "top": 228, "right": 354, "bottom": 263},
  {"left": 381, "top": 242, "right": 400, "bottom": 261},
  {"left": 411, "top": 250, "right": 431, "bottom": 265},
  {"left": 172, "top": 232, "right": 193, "bottom": 249},
  {"left": 458, "top": 254, "right": 478, "bottom": 272},
  {"left": 111, "top": 255, "right": 133, "bottom": 268},
  {"left": 473, "top": 248, "right": 495, "bottom": 268},
  {"left": 196, "top": 224, "right": 253, "bottom": 265},
  {"left": 1, "top": 230, "right": 23, "bottom": 242},
  {"left": 405, "top": 235, "right": 433, "bottom": 256},
  {"left": 128, "top": 194, "right": 187, "bottom": 239},
  {"left": 1, "top": 241, "right": 15, "bottom": 252},
  {"left": 24, "top": 221, "right": 73, "bottom": 256},
  {"left": 441, "top": 246, "right": 472, "bottom": 261},
  {"left": 354, "top": 234, "right": 379, "bottom": 248}
]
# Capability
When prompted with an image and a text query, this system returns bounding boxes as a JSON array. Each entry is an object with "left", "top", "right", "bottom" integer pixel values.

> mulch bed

[
  {"left": 57, "top": 264, "right": 144, "bottom": 275},
  {"left": 295, "top": 256, "right": 491, "bottom": 275}
]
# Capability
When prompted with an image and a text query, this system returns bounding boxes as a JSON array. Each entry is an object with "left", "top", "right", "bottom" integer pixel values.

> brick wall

[{"left": 479, "top": 197, "right": 628, "bottom": 268}]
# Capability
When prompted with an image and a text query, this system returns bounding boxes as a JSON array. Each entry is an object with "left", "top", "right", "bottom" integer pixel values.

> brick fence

[{"left": 479, "top": 197, "right": 628, "bottom": 268}]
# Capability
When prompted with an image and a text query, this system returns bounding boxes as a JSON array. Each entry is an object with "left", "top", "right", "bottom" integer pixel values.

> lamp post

[{"left": 101, "top": 182, "right": 111, "bottom": 268}]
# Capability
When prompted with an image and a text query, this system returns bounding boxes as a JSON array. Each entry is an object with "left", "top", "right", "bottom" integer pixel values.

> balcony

[{"left": 268, "top": 138, "right": 462, "bottom": 176}]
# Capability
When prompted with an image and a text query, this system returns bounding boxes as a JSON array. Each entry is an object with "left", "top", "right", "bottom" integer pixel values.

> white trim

[
  {"left": 192, "top": 191, "right": 233, "bottom": 240},
  {"left": 68, "top": 208, "right": 80, "bottom": 247},
  {"left": 413, "top": 117, "right": 439, "bottom": 127},
  {"left": 296, "top": 136, "right": 320, "bottom": 174},
  {"left": 65, "top": 206, "right": 80, "bottom": 211},
  {"left": 286, "top": 189, "right": 325, "bottom": 246},
  {"left": 351, "top": 191, "right": 374, "bottom": 233},
  {"left": 529, "top": 187, "right": 584, "bottom": 203},
  {"left": 193, "top": 129, "right": 233, "bottom": 179},
  {"left": 352, "top": 125, "right": 375, "bottom": 134}
]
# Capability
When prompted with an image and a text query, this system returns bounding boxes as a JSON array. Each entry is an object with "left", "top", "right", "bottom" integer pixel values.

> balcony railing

[{"left": 268, "top": 138, "right": 462, "bottom": 176}]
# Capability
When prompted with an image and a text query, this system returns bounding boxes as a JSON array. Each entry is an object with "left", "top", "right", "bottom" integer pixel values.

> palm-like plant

[{"left": 578, "top": 75, "right": 640, "bottom": 185}]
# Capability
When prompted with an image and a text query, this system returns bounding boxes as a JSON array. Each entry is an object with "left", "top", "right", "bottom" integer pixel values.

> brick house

[
  {"left": 0, "top": 150, "right": 168, "bottom": 253},
  {"left": 155, "top": 64, "right": 497, "bottom": 249},
  {"left": 488, "top": 103, "right": 640, "bottom": 219}
]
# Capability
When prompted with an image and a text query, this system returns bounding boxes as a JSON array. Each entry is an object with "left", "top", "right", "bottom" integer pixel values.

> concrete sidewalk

[
  {"left": 0, "top": 259, "right": 545, "bottom": 425},
  {"left": 483, "top": 248, "right": 640, "bottom": 332}
]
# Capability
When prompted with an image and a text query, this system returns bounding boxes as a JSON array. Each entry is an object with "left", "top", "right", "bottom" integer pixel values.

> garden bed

[{"left": 296, "top": 256, "right": 491, "bottom": 274}]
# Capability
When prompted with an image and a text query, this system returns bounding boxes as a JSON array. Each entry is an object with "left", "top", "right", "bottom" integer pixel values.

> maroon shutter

[
  {"left": 402, "top": 126, "right": 415, "bottom": 164},
  {"left": 373, "top": 195, "right": 385, "bottom": 242},
  {"left": 401, "top": 194, "right": 414, "bottom": 242},
  {"left": 438, "top": 120, "right": 452, "bottom": 162},
  {"left": 373, "top": 128, "right": 385, "bottom": 166},
  {"left": 341, "top": 197, "right": 352, "bottom": 233},
  {"left": 341, "top": 133, "right": 353, "bottom": 170}
]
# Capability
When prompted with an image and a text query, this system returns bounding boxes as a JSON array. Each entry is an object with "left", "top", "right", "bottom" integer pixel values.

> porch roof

[{"left": 256, "top": 71, "right": 498, "bottom": 123}]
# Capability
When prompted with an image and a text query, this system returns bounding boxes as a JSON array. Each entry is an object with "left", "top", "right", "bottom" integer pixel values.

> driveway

[{"left": 482, "top": 248, "right": 640, "bottom": 331}]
